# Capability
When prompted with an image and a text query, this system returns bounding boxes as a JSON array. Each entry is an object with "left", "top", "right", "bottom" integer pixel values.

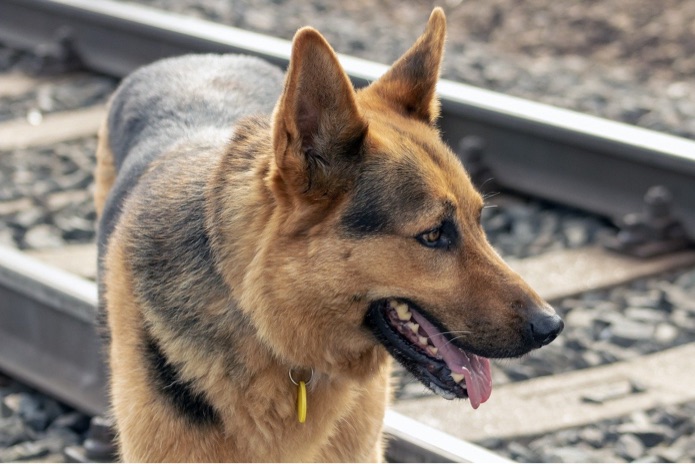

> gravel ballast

[
  {"left": 0, "top": 374, "right": 90, "bottom": 463},
  {"left": 119, "top": 0, "right": 695, "bottom": 140}
]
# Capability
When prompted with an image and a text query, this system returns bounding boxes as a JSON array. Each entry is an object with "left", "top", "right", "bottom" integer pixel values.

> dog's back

[{"left": 97, "top": 54, "right": 284, "bottom": 247}]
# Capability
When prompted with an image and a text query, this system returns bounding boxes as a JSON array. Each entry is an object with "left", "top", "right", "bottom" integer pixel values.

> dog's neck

[{"left": 205, "top": 116, "right": 387, "bottom": 384}]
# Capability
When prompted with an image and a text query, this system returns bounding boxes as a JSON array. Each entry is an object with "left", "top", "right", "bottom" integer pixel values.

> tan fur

[
  {"left": 99, "top": 7, "right": 560, "bottom": 462},
  {"left": 94, "top": 120, "right": 116, "bottom": 218},
  {"left": 105, "top": 225, "right": 391, "bottom": 461}
]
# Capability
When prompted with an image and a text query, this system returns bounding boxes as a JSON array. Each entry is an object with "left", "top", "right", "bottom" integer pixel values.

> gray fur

[{"left": 98, "top": 54, "right": 284, "bottom": 252}]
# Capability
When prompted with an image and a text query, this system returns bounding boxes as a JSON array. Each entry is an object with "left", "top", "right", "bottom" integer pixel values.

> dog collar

[{"left": 289, "top": 368, "right": 314, "bottom": 423}]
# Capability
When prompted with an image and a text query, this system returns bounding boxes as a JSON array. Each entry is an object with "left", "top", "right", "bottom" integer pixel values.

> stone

[
  {"left": 506, "top": 441, "right": 539, "bottom": 462},
  {"left": 594, "top": 310, "right": 627, "bottom": 327},
  {"left": 554, "top": 428, "right": 582, "bottom": 445},
  {"left": 10, "top": 206, "right": 44, "bottom": 230},
  {"left": 476, "top": 437, "right": 504, "bottom": 450},
  {"left": 0, "top": 429, "right": 78, "bottom": 462},
  {"left": 565, "top": 307, "right": 596, "bottom": 329},
  {"left": 629, "top": 410, "right": 652, "bottom": 427},
  {"left": 660, "top": 283, "right": 695, "bottom": 313},
  {"left": 654, "top": 434, "right": 694, "bottom": 462},
  {"left": 580, "top": 426, "right": 607, "bottom": 448},
  {"left": 482, "top": 209, "right": 511, "bottom": 234},
  {"left": 651, "top": 406, "right": 689, "bottom": 429},
  {"left": 608, "top": 320, "right": 655, "bottom": 347},
  {"left": 0, "top": 416, "right": 34, "bottom": 447},
  {"left": 624, "top": 307, "right": 666, "bottom": 323},
  {"left": 22, "top": 224, "right": 63, "bottom": 249},
  {"left": 625, "top": 289, "right": 663, "bottom": 308},
  {"left": 2, "top": 393, "right": 23, "bottom": 413},
  {"left": 591, "top": 340, "right": 638, "bottom": 363},
  {"left": 633, "top": 455, "right": 664, "bottom": 463},
  {"left": 0, "top": 400, "right": 13, "bottom": 418},
  {"left": 581, "top": 350, "right": 604, "bottom": 367},
  {"left": 10, "top": 393, "right": 64, "bottom": 432},
  {"left": 581, "top": 380, "right": 634, "bottom": 404},
  {"left": 655, "top": 446, "right": 684, "bottom": 463},
  {"left": 0, "top": 227, "right": 14, "bottom": 247},
  {"left": 53, "top": 214, "right": 94, "bottom": 242},
  {"left": 0, "top": 197, "right": 33, "bottom": 216},
  {"left": 49, "top": 411, "right": 91, "bottom": 434},
  {"left": 16, "top": 393, "right": 47, "bottom": 432},
  {"left": 504, "top": 364, "right": 535, "bottom": 381},
  {"left": 0, "top": 439, "right": 51, "bottom": 462},
  {"left": 512, "top": 219, "right": 537, "bottom": 245},
  {"left": 675, "top": 270, "right": 695, "bottom": 290},
  {"left": 56, "top": 172, "right": 92, "bottom": 192},
  {"left": 44, "top": 189, "right": 90, "bottom": 212},
  {"left": 39, "top": 398, "right": 65, "bottom": 429},
  {"left": 563, "top": 220, "right": 591, "bottom": 248},
  {"left": 653, "top": 323, "right": 679, "bottom": 344},
  {"left": 616, "top": 423, "right": 670, "bottom": 447},
  {"left": 541, "top": 445, "right": 597, "bottom": 463},
  {"left": 616, "top": 433, "right": 646, "bottom": 461},
  {"left": 672, "top": 309, "right": 695, "bottom": 331}
]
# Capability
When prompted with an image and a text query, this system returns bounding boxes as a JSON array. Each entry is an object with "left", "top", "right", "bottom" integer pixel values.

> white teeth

[
  {"left": 451, "top": 373, "right": 465, "bottom": 384},
  {"left": 428, "top": 346, "right": 439, "bottom": 356},
  {"left": 418, "top": 336, "right": 429, "bottom": 346},
  {"left": 396, "top": 303, "right": 412, "bottom": 321},
  {"left": 406, "top": 322, "right": 420, "bottom": 334}
]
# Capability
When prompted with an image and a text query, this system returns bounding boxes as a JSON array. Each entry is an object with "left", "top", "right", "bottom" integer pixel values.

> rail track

[{"left": 1, "top": 0, "right": 695, "bottom": 462}]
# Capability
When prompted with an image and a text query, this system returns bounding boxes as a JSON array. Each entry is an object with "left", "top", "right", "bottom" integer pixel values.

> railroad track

[{"left": 1, "top": 0, "right": 695, "bottom": 462}]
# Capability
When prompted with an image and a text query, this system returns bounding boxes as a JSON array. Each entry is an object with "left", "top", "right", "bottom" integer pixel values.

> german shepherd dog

[{"left": 95, "top": 7, "right": 563, "bottom": 462}]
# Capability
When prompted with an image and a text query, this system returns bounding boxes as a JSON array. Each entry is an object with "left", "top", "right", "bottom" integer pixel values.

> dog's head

[{"left": 251, "top": 8, "right": 562, "bottom": 407}]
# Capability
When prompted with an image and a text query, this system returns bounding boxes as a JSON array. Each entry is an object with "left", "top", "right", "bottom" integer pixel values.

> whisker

[
  {"left": 438, "top": 334, "right": 469, "bottom": 349},
  {"left": 479, "top": 177, "right": 496, "bottom": 189},
  {"left": 437, "top": 330, "right": 472, "bottom": 336},
  {"left": 432, "top": 331, "right": 472, "bottom": 349}
]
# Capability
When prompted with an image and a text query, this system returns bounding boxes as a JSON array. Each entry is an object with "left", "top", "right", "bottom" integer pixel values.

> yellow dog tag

[{"left": 297, "top": 381, "right": 307, "bottom": 423}]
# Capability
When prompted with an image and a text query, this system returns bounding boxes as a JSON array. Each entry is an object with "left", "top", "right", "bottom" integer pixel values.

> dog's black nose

[{"left": 530, "top": 312, "right": 564, "bottom": 346}]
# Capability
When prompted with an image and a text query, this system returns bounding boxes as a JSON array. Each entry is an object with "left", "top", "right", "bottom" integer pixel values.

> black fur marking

[
  {"left": 342, "top": 202, "right": 390, "bottom": 235},
  {"left": 122, "top": 143, "right": 254, "bottom": 387},
  {"left": 143, "top": 332, "right": 221, "bottom": 426},
  {"left": 341, "top": 158, "right": 429, "bottom": 237},
  {"left": 340, "top": 164, "right": 392, "bottom": 235}
]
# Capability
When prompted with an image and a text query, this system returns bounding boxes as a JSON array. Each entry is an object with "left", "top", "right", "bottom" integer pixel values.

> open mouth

[{"left": 365, "top": 299, "right": 492, "bottom": 408}]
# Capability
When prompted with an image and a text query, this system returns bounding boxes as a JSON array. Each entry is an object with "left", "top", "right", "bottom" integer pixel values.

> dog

[{"left": 95, "top": 7, "right": 563, "bottom": 462}]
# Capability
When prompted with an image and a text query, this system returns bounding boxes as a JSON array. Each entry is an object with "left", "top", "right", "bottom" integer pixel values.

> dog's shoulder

[
  {"left": 107, "top": 54, "right": 284, "bottom": 171},
  {"left": 98, "top": 54, "right": 283, "bottom": 254}
]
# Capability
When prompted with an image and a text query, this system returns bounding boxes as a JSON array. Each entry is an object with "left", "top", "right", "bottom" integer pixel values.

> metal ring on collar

[{"left": 288, "top": 367, "right": 314, "bottom": 386}]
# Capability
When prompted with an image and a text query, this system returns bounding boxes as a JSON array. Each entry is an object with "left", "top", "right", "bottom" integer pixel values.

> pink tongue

[{"left": 410, "top": 312, "right": 492, "bottom": 409}]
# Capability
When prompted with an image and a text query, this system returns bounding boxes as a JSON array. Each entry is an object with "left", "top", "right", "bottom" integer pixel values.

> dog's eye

[
  {"left": 422, "top": 228, "right": 441, "bottom": 244},
  {"left": 417, "top": 224, "right": 453, "bottom": 249}
]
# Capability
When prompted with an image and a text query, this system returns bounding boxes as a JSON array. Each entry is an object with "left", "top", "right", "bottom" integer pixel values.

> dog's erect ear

[
  {"left": 272, "top": 27, "right": 368, "bottom": 201},
  {"left": 366, "top": 8, "right": 446, "bottom": 124}
]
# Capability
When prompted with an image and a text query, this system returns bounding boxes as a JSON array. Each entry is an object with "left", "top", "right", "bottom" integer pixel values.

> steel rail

[
  {"left": 2, "top": 0, "right": 695, "bottom": 242},
  {"left": 0, "top": 245, "right": 106, "bottom": 416}
]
